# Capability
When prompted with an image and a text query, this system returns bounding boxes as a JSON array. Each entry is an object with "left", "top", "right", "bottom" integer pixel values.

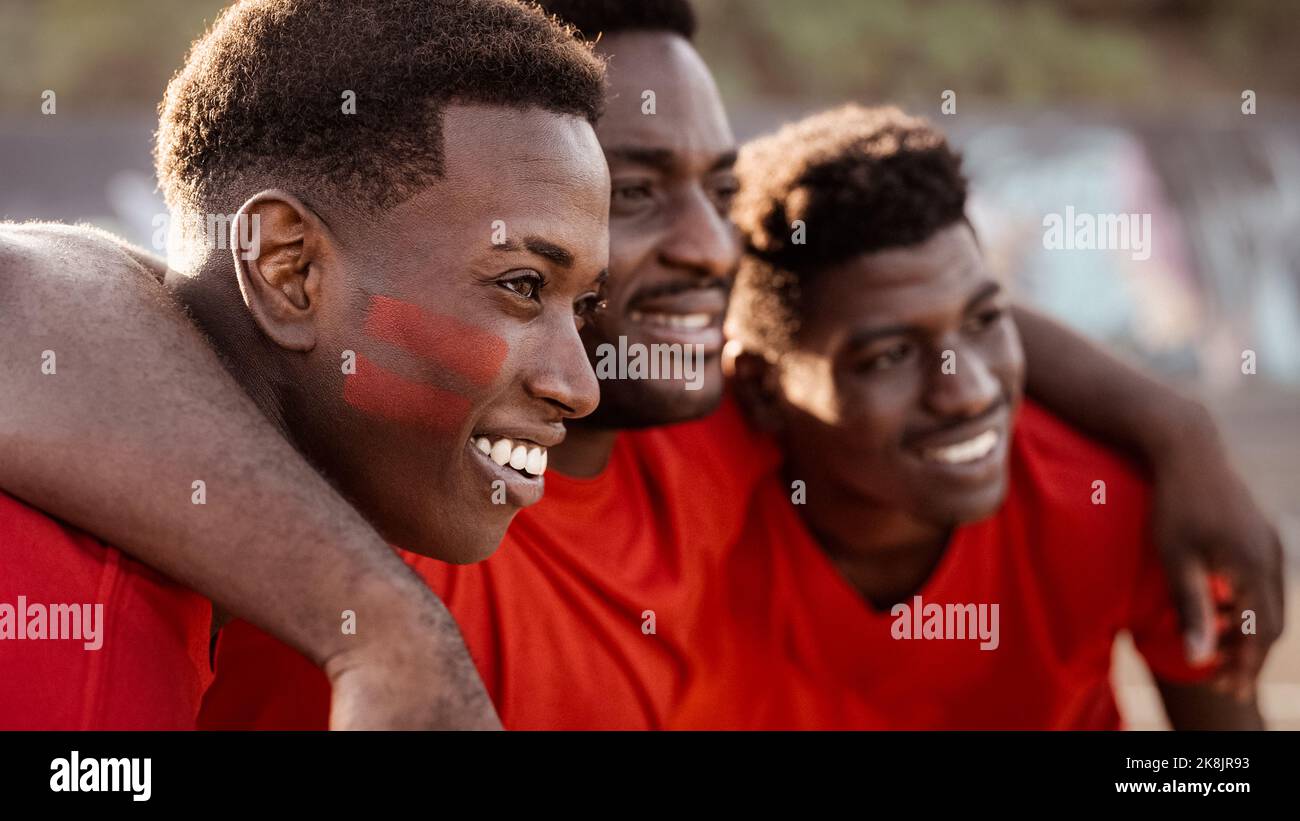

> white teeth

[
  {"left": 922, "top": 430, "right": 998, "bottom": 465},
  {"left": 509, "top": 444, "right": 528, "bottom": 470},
  {"left": 673, "top": 313, "right": 711, "bottom": 329},
  {"left": 524, "top": 447, "right": 544, "bottom": 476},
  {"left": 473, "top": 436, "right": 548, "bottom": 477},
  {"left": 629, "top": 310, "right": 712, "bottom": 330},
  {"left": 489, "top": 438, "right": 512, "bottom": 466}
]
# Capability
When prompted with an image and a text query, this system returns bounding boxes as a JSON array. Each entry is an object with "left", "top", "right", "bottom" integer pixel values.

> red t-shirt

[
  {"left": 0, "top": 491, "right": 212, "bottom": 729},
  {"left": 669, "top": 401, "right": 1212, "bottom": 730},
  {"left": 198, "top": 394, "right": 778, "bottom": 729}
]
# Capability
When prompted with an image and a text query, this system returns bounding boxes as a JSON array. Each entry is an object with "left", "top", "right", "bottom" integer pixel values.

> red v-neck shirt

[{"left": 669, "top": 401, "right": 1211, "bottom": 730}]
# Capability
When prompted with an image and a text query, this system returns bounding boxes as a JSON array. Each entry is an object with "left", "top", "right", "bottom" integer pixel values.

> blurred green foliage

[
  {"left": 1, "top": 0, "right": 1296, "bottom": 114},
  {"left": 695, "top": 0, "right": 1300, "bottom": 109}
]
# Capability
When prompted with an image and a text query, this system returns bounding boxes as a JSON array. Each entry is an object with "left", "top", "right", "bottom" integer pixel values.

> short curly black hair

[
  {"left": 156, "top": 0, "right": 606, "bottom": 215},
  {"left": 729, "top": 104, "right": 969, "bottom": 354},
  {"left": 537, "top": 0, "right": 696, "bottom": 41}
]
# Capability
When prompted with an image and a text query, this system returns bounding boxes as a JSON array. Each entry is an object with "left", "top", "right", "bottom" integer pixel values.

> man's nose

[
  {"left": 924, "top": 345, "right": 1001, "bottom": 420},
  {"left": 658, "top": 187, "right": 740, "bottom": 282},
  {"left": 523, "top": 312, "right": 600, "bottom": 420}
]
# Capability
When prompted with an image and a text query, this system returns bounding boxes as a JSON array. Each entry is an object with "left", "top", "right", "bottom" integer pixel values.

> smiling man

[
  {"left": 0, "top": 0, "right": 608, "bottom": 728},
  {"left": 675, "top": 105, "right": 1265, "bottom": 728}
]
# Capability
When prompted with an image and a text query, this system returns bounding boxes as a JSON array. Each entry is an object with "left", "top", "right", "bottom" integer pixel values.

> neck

[
  {"left": 547, "top": 422, "right": 619, "bottom": 478},
  {"left": 789, "top": 462, "right": 951, "bottom": 610},
  {"left": 164, "top": 263, "right": 291, "bottom": 439}
]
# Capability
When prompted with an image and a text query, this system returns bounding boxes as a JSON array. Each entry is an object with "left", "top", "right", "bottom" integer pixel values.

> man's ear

[
  {"left": 232, "top": 190, "right": 333, "bottom": 352},
  {"left": 729, "top": 344, "right": 786, "bottom": 434}
]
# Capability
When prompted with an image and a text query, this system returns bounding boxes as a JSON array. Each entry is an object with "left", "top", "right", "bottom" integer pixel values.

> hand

[
  {"left": 1150, "top": 425, "right": 1285, "bottom": 703},
  {"left": 320, "top": 588, "right": 501, "bottom": 730}
]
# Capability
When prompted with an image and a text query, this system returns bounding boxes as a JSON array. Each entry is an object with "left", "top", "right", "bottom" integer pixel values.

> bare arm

[
  {"left": 0, "top": 223, "right": 498, "bottom": 729},
  {"left": 1015, "top": 304, "right": 1284, "bottom": 700}
]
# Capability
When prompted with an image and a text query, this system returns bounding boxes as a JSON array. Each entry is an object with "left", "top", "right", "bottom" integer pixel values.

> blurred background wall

[{"left": 1, "top": 0, "right": 1297, "bottom": 727}]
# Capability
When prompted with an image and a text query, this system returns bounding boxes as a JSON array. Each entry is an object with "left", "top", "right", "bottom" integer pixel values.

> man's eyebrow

[
  {"left": 494, "top": 236, "right": 574, "bottom": 269},
  {"left": 963, "top": 280, "right": 1002, "bottom": 310},
  {"left": 605, "top": 145, "right": 675, "bottom": 172},
  {"left": 846, "top": 281, "right": 1004, "bottom": 348},
  {"left": 709, "top": 148, "right": 739, "bottom": 173},
  {"left": 847, "top": 323, "right": 917, "bottom": 348},
  {"left": 605, "top": 145, "right": 739, "bottom": 176}
]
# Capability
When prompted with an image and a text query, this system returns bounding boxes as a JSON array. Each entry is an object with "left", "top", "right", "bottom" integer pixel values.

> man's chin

[
  {"left": 918, "top": 479, "right": 1009, "bottom": 528},
  {"left": 582, "top": 374, "right": 725, "bottom": 430},
  {"left": 384, "top": 511, "right": 514, "bottom": 565}
]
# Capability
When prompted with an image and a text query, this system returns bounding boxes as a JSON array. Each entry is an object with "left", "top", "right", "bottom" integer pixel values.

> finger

[
  {"left": 1169, "top": 558, "right": 1217, "bottom": 664},
  {"left": 1223, "top": 532, "right": 1286, "bottom": 701},
  {"left": 1226, "top": 588, "right": 1270, "bottom": 703}
]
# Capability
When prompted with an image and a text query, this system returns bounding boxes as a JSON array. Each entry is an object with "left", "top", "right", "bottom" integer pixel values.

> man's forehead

[
  {"left": 435, "top": 104, "right": 608, "bottom": 212},
  {"left": 595, "top": 31, "right": 734, "bottom": 168},
  {"left": 811, "top": 229, "right": 993, "bottom": 317},
  {"left": 379, "top": 105, "right": 608, "bottom": 257}
]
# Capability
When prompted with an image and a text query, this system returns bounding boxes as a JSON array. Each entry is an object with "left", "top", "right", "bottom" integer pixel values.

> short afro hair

[
  {"left": 156, "top": 0, "right": 606, "bottom": 215},
  {"left": 537, "top": 0, "right": 696, "bottom": 41},
  {"left": 729, "top": 104, "right": 969, "bottom": 354}
]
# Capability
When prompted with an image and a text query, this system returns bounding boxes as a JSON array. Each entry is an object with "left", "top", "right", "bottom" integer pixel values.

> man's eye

[
  {"left": 965, "top": 307, "right": 1004, "bottom": 333},
  {"left": 709, "top": 178, "right": 740, "bottom": 212},
  {"left": 500, "top": 272, "right": 543, "bottom": 301},
  {"left": 861, "top": 343, "right": 913, "bottom": 372},
  {"left": 573, "top": 292, "right": 607, "bottom": 330},
  {"left": 612, "top": 182, "right": 653, "bottom": 205},
  {"left": 576, "top": 293, "right": 607, "bottom": 317}
]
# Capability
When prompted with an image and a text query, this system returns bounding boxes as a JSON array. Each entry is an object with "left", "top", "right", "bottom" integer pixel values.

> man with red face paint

[
  {"left": 1, "top": 0, "right": 1283, "bottom": 729},
  {"left": 0, "top": 0, "right": 610, "bottom": 729}
]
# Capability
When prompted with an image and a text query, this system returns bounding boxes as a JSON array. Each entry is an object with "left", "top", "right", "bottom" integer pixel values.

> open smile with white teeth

[
  {"left": 472, "top": 435, "right": 548, "bottom": 477},
  {"left": 627, "top": 309, "right": 715, "bottom": 330},
  {"left": 920, "top": 429, "right": 999, "bottom": 465}
]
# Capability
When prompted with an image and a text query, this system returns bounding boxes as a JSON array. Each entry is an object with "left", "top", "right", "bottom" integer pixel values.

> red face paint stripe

[
  {"left": 344, "top": 353, "right": 471, "bottom": 434},
  {"left": 364, "top": 295, "right": 508, "bottom": 387}
]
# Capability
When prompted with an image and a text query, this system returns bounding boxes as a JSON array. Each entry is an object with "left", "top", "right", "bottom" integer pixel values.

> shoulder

[
  {"left": 1001, "top": 401, "right": 1153, "bottom": 583},
  {"left": 0, "top": 489, "right": 200, "bottom": 603},
  {"left": 1010, "top": 400, "right": 1150, "bottom": 512},
  {"left": 0, "top": 490, "right": 211, "bottom": 729},
  {"left": 0, "top": 221, "right": 168, "bottom": 288}
]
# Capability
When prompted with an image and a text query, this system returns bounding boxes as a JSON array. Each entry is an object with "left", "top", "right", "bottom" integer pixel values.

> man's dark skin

[
  {"left": 0, "top": 25, "right": 1281, "bottom": 712},
  {"left": 0, "top": 103, "right": 610, "bottom": 729},
  {"left": 731, "top": 220, "right": 1263, "bottom": 728},
  {"left": 171, "top": 105, "right": 608, "bottom": 564}
]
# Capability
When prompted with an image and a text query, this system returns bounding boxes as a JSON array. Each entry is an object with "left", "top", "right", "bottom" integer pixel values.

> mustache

[
  {"left": 902, "top": 399, "right": 1009, "bottom": 446},
  {"left": 628, "top": 277, "right": 730, "bottom": 305}
]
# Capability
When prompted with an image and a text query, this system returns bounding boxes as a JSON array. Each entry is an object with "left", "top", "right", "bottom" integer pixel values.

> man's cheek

[
  {"left": 342, "top": 295, "right": 509, "bottom": 435},
  {"left": 364, "top": 295, "right": 507, "bottom": 385},
  {"left": 343, "top": 354, "right": 472, "bottom": 435}
]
